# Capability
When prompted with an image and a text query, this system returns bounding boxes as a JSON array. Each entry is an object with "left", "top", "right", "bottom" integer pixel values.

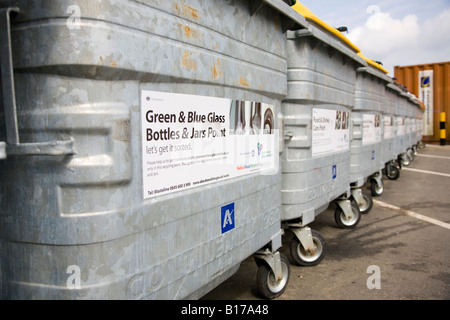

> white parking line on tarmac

[
  {"left": 416, "top": 154, "right": 450, "bottom": 160},
  {"left": 402, "top": 167, "right": 450, "bottom": 178},
  {"left": 373, "top": 200, "right": 450, "bottom": 230}
]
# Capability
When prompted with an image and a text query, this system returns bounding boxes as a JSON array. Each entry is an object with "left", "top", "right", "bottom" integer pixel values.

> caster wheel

[
  {"left": 402, "top": 153, "right": 411, "bottom": 166},
  {"left": 256, "top": 253, "right": 290, "bottom": 299},
  {"left": 370, "top": 178, "right": 384, "bottom": 197},
  {"left": 290, "top": 230, "right": 325, "bottom": 267},
  {"left": 407, "top": 148, "right": 415, "bottom": 162},
  {"left": 386, "top": 164, "right": 400, "bottom": 180},
  {"left": 335, "top": 201, "right": 361, "bottom": 229},
  {"left": 356, "top": 191, "right": 373, "bottom": 214}
]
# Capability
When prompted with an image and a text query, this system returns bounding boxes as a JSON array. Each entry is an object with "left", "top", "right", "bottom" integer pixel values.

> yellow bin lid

[
  {"left": 291, "top": 2, "right": 389, "bottom": 74},
  {"left": 357, "top": 52, "right": 389, "bottom": 74},
  {"left": 291, "top": 2, "right": 360, "bottom": 53}
]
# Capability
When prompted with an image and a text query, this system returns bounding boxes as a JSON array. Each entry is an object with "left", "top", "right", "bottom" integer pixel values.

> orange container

[{"left": 394, "top": 61, "right": 450, "bottom": 144}]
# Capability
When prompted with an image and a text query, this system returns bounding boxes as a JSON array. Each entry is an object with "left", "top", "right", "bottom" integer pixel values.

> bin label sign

[
  {"left": 383, "top": 116, "right": 395, "bottom": 139},
  {"left": 141, "top": 90, "right": 277, "bottom": 199},
  {"left": 221, "top": 203, "right": 235, "bottom": 234},
  {"left": 396, "top": 117, "right": 405, "bottom": 136},
  {"left": 312, "top": 108, "right": 349, "bottom": 156},
  {"left": 363, "top": 113, "right": 381, "bottom": 145},
  {"left": 332, "top": 165, "right": 337, "bottom": 179}
]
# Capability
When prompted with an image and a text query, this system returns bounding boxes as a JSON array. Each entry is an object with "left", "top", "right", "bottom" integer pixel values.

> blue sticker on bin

[
  {"left": 221, "top": 202, "right": 235, "bottom": 234},
  {"left": 332, "top": 165, "right": 337, "bottom": 179}
]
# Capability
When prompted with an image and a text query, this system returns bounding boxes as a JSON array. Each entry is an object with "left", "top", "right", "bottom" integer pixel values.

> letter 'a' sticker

[{"left": 221, "top": 203, "right": 235, "bottom": 234}]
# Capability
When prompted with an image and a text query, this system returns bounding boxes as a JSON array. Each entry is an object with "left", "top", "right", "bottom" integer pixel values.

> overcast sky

[{"left": 298, "top": 0, "right": 450, "bottom": 76}]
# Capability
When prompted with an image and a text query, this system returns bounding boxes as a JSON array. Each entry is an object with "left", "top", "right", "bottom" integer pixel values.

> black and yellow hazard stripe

[{"left": 440, "top": 112, "right": 446, "bottom": 145}]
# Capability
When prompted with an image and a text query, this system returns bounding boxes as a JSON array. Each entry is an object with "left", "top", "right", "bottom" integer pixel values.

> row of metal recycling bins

[{"left": 0, "top": 0, "right": 424, "bottom": 299}]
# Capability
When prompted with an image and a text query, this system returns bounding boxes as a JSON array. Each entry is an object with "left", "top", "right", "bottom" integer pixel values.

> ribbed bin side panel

[
  {"left": 281, "top": 31, "right": 360, "bottom": 222},
  {"left": 0, "top": 0, "right": 290, "bottom": 299}
]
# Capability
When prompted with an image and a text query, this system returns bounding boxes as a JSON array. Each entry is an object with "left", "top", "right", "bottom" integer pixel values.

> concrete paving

[{"left": 202, "top": 144, "right": 450, "bottom": 300}]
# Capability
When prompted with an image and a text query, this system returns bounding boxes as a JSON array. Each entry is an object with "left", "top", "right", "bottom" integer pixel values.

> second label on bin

[{"left": 312, "top": 108, "right": 349, "bottom": 156}]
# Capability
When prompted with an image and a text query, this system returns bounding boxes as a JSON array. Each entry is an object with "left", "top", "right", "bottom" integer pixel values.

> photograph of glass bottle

[{"left": 230, "top": 100, "right": 274, "bottom": 135}]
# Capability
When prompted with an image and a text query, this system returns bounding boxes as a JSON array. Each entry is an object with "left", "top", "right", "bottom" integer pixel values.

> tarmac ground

[{"left": 202, "top": 143, "right": 450, "bottom": 300}]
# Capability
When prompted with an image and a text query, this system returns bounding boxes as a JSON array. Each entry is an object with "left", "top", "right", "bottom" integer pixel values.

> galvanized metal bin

[
  {"left": 281, "top": 14, "right": 366, "bottom": 266},
  {"left": 350, "top": 63, "right": 392, "bottom": 200},
  {"left": 413, "top": 99, "right": 424, "bottom": 148},
  {"left": 390, "top": 82, "right": 422, "bottom": 167},
  {"left": 383, "top": 81, "right": 402, "bottom": 180},
  {"left": 0, "top": 0, "right": 300, "bottom": 300},
  {"left": 407, "top": 93, "right": 424, "bottom": 155},
  {"left": 405, "top": 98, "right": 414, "bottom": 158},
  {"left": 399, "top": 90, "right": 414, "bottom": 165},
  {"left": 387, "top": 82, "right": 408, "bottom": 167}
]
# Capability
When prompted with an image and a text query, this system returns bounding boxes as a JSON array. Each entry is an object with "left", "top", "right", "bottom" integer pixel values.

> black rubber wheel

[
  {"left": 290, "top": 230, "right": 325, "bottom": 267},
  {"left": 370, "top": 178, "right": 384, "bottom": 197},
  {"left": 358, "top": 191, "right": 373, "bottom": 214},
  {"left": 402, "top": 153, "right": 411, "bottom": 166},
  {"left": 334, "top": 201, "right": 361, "bottom": 229},
  {"left": 386, "top": 164, "right": 400, "bottom": 180},
  {"left": 407, "top": 148, "right": 415, "bottom": 162},
  {"left": 256, "top": 253, "right": 290, "bottom": 299}
]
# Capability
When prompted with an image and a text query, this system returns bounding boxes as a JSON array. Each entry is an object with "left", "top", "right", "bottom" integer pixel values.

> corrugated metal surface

[
  {"left": 394, "top": 61, "right": 450, "bottom": 143},
  {"left": 282, "top": 27, "right": 364, "bottom": 223},
  {"left": 0, "top": 0, "right": 302, "bottom": 300},
  {"left": 351, "top": 65, "right": 391, "bottom": 189}
]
